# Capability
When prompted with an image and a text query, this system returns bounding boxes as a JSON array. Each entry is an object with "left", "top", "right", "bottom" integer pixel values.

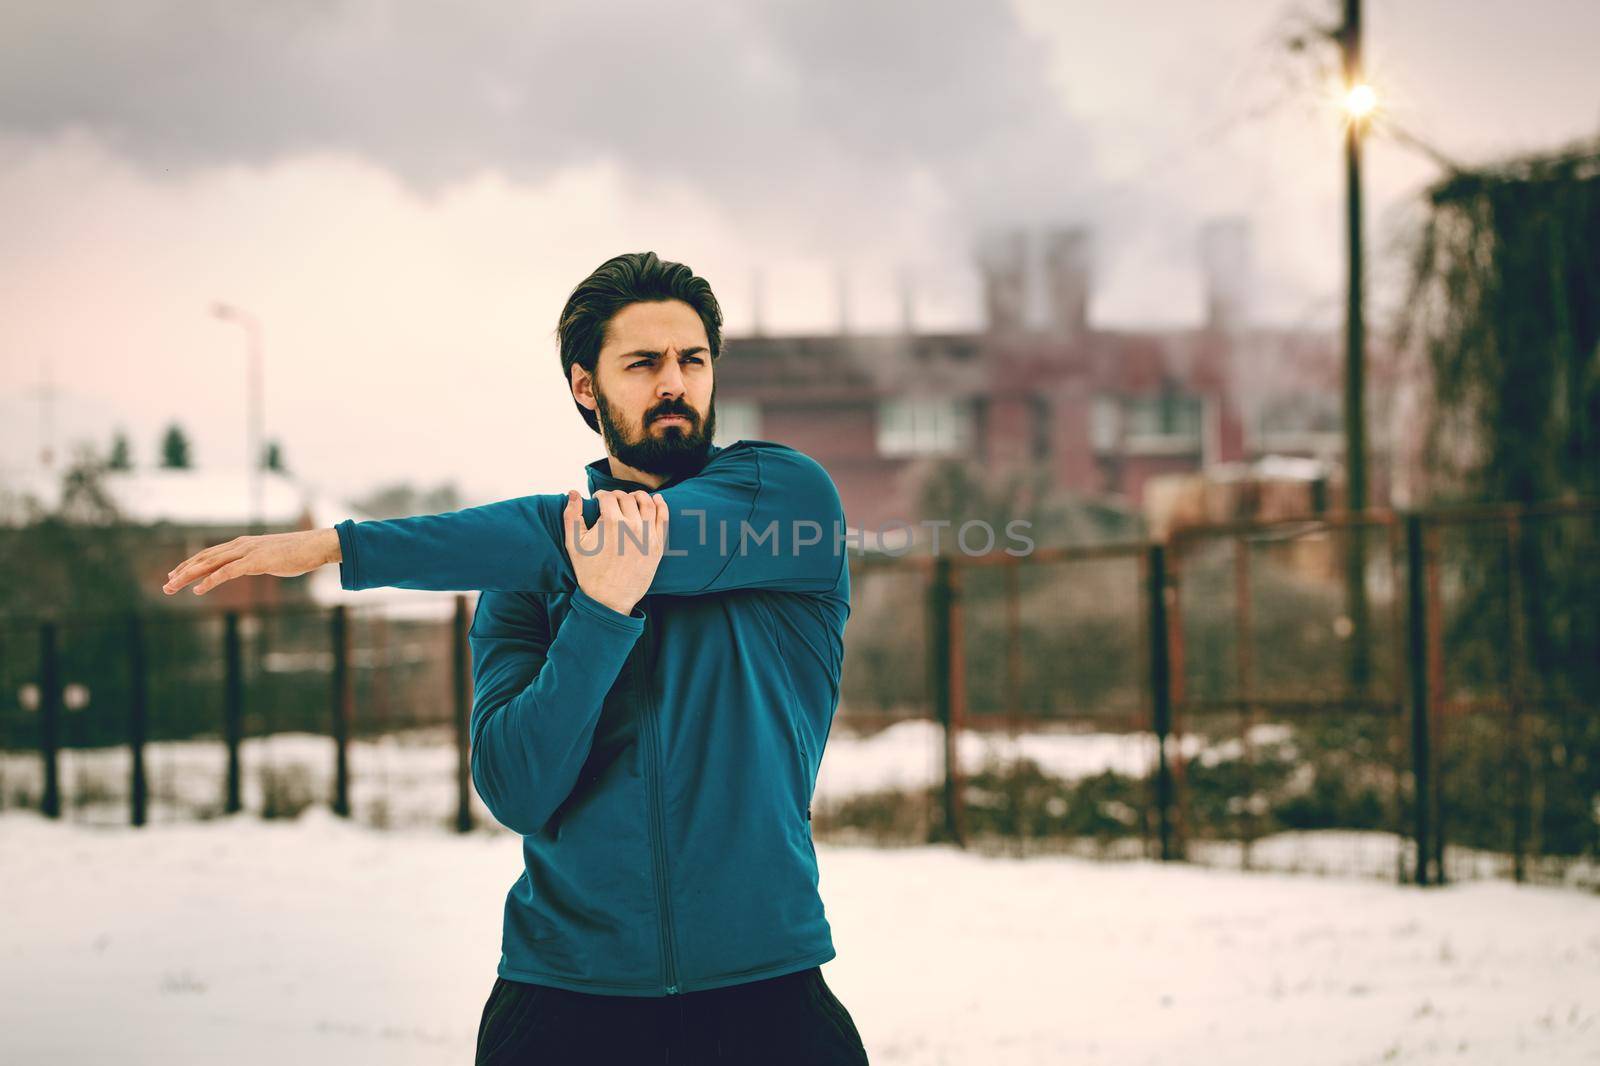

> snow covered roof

[
  {"left": 0, "top": 465, "right": 337, "bottom": 528},
  {"left": 1250, "top": 454, "right": 1333, "bottom": 482},
  {"left": 0, "top": 464, "right": 465, "bottom": 620}
]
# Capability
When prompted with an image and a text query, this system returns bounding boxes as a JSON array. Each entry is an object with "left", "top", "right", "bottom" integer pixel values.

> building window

[
  {"left": 1090, "top": 395, "right": 1121, "bottom": 453},
  {"left": 1030, "top": 394, "right": 1053, "bottom": 459},
  {"left": 876, "top": 396, "right": 974, "bottom": 457},
  {"left": 1252, "top": 392, "right": 1341, "bottom": 456},
  {"left": 1256, "top": 393, "right": 1340, "bottom": 436},
  {"left": 1100, "top": 392, "right": 1204, "bottom": 455},
  {"left": 712, "top": 399, "right": 762, "bottom": 445},
  {"left": 1127, "top": 395, "right": 1203, "bottom": 451}
]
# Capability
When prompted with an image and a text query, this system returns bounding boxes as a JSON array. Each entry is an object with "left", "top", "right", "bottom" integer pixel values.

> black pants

[{"left": 475, "top": 966, "right": 870, "bottom": 1065}]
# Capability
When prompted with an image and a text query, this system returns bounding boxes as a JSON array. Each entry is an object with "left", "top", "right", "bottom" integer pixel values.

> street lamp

[
  {"left": 1342, "top": 83, "right": 1378, "bottom": 122},
  {"left": 1338, "top": 0, "right": 1371, "bottom": 693},
  {"left": 210, "top": 302, "right": 265, "bottom": 537}
]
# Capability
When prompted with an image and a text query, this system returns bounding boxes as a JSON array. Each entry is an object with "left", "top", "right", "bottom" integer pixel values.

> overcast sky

[{"left": 2, "top": 0, "right": 1596, "bottom": 507}]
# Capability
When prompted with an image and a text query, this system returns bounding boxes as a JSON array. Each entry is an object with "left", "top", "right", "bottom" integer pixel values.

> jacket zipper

[
  {"left": 797, "top": 734, "right": 815, "bottom": 852},
  {"left": 637, "top": 607, "right": 681, "bottom": 995}
]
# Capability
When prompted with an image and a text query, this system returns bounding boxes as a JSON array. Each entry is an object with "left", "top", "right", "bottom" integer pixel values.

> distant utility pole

[
  {"left": 34, "top": 356, "right": 60, "bottom": 471},
  {"left": 1339, "top": 0, "right": 1373, "bottom": 691},
  {"left": 211, "top": 302, "right": 266, "bottom": 538}
]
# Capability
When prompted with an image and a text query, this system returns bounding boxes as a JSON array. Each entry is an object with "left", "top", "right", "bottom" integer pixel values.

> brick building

[{"left": 712, "top": 221, "right": 1347, "bottom": 535}]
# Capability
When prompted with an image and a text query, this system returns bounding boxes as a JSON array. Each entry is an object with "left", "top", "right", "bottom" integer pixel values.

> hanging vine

[
  {"left": 1395, "top": 140, "right": 1600, "bottom": 865},
  {"left": 1398, "top": 139, "right": 1600, "bottom": 503}
]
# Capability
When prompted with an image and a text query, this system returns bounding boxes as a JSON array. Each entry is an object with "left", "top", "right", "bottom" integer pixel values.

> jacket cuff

[
  {"left": 568, "top": 585, "right": 646, "bottom": 633},
  {"left": 334, "top": 520, "right": 360, "bottom": 591}
]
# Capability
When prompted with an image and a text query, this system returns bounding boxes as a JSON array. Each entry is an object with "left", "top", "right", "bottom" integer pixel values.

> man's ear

[{"left": 570, "top": 363, "right": 597, "bottom": 413}]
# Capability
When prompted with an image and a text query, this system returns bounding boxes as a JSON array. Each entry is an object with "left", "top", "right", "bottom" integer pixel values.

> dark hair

[{"left": 557, "top": 251, "right": 724, "bottom": 433}]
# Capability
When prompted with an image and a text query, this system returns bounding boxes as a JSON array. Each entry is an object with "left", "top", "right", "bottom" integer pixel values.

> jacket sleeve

[
  {"left": 467, "top": 586, "right": 644, "bottom": 836},
  {"left": 333, "top": 442, "right": 845, "bottom": 597}
]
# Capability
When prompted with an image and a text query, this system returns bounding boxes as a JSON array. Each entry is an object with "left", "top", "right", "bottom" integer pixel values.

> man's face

[{"left": 583, "top": 299, "right": 717, "bottom": 478}]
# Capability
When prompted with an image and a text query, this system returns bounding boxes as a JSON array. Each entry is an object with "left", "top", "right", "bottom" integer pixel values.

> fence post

[
  {"left": 1234, "top": 533, "right": 1257, "bottom": 871},
  {"left": 1404, "top": 514, "right": 1434, "bottom": 886},
  {"left": 1003, "top": 559, "right": 1025, "bottom": 857},
  {"left": 1504, "top": 514, "right": 1531, "bottom": 883},
  {"left": 928, "top": 556, "right": 965, "bottom": 848},
  {"left": 128, "top": 612, "right": 148, "bottom": 827},
  {"left": 330, "top": 605, "right": 352, "bottom": 818},
  {"left": 223, "top": 611, "right": 243, "bottom": 815},
  {"left": 39, "top": 620, "right": 61, "bottom": 819},
  {"left": 1347, "top": 519, "right": 1373, "bottom": 697},
  {"left": 948, "top": 559, "right": 967, "bottom": 849},
  {"left": 1386, "top": 518, "right": 1410, "bottom": 886},
  {"left": 1147, "top": 546, "right": 1175, "bottom": 862},
  {"left": 452, "top": 595, "right": 474, "bottom": 833}
]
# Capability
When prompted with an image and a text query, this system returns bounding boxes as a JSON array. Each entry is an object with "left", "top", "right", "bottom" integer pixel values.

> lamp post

[
  {"left": 1338, "top": 0, "right": 1374, "bottom": 692},
  {"left": 1340, "top": 0, "right": 1372, "bottom": 522},
  {"left": 210, "top": 302, "right": 265, "bottom": 537}
]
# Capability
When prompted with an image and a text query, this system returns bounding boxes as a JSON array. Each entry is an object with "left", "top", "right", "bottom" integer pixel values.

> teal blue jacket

[{"left": 333, "top": 440, "right": 851, "bottom": 996}]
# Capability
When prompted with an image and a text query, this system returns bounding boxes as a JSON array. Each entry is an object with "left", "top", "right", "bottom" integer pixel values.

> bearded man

[{"left": 163, "top": 251, "right": 868, "bottom": 1065}]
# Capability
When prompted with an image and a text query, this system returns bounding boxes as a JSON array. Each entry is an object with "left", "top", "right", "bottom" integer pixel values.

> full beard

[{"left": 596, "top": 387, "right": 717, "bottom": 480}]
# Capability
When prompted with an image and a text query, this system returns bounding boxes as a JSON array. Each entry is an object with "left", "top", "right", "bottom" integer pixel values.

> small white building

[{"left": 0, "top": 464, "right": 461, "bottom": 620}]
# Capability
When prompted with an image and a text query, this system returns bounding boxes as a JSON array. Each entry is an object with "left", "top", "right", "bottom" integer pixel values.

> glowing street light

[{"left": 1343, "top": 82, "right": 1378, "bottom": 121}]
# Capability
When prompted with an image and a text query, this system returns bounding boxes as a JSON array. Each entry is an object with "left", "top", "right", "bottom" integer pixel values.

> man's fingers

[
  {"left": 562, "top": 490, "right": 581, "bottom": 549},
  {"left": 626, "top": 491, "right": 659, "bottom": 552},
  {"left": 650, "top": 493, "right": 668, "bottom": 554},
  {"left": 585, "top": 491, "right": 623, "bottom": 555},
  {"left": 164, "top": 542, "right": 227, "bottom": 585},
  {"left": 182, "top": 539, "right": 239, "bottom": 570},
  {"left": 168, "top": 548, "right": 232, "bottom": 591},
  {"left": 613, "top": 491, "right": 641, "bottom": 524},
  {"left": 164, "top": 546, "right": 246, "bottom": 594},
  {"left": 169, "top": 554, "right": 236, "bottom": 594},
  {"left": 193, "top": 558, "right": 249, "bottom": 596},
  {"left": 610, "top": 491, "right": 646, "bottom": 552},
  {"left": 580, "top": 489, "right": 667, "bottom": 558}
]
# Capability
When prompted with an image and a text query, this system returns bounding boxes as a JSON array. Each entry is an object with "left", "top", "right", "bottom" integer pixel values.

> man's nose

[{"left": 656, "top": 359, "right": 687, "bottom": 396}]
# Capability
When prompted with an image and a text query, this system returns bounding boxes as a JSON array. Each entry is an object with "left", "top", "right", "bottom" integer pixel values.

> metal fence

[
  {"left": 3, "top": 500, "right": 1596, "bottom": 889},
  {"left": 0, "top": 600, "right": 480, "bottom": 831},
  {"left": 829, "top": 500, "right": 1598, "bottom": 889}
]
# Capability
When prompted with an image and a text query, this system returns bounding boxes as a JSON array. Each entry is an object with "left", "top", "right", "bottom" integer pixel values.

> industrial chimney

[
  {"left": 974, "top": 228, "right": 1028, "bottom": 334},
  {"left": 1199, "top": 217, "right": 1252, "bottom": 333},
  {"left": 1040, "top": 226, "right": 1092, "bottom": 339}
]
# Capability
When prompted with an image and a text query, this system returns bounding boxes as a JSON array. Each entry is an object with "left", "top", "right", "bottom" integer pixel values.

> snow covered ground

[
  {"left": 0, "top": 719, "right": 1239, "bottom": 829},
  {"left": 2, "top": 808, "right": 1597, "bottom": 1066},
  {"left": 7, "top": 721, "right": 1596, "bottom": 891}
]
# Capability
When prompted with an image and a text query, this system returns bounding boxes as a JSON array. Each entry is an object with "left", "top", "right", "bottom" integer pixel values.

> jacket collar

[{"left": 585, "top": 442, "right": 725, "bottom": 494}]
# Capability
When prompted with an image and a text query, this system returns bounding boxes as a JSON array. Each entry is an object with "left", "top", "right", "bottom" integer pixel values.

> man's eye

[
  {"left": 628, "top": 360, "right": 651, "bottom": 369},
  {"left": 684, "top": 356, "right": 705, "bottom": 365}
]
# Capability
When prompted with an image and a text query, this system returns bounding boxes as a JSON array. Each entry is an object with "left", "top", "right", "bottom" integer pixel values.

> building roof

[
  {"left": 0, "top": 465, "right": 461, "bottom": 620},
  {"left": 718, "top": 324, "right": 1347, "bottom": 402},
  {"left": 720, "top": 332, "right": 989, "bottom": 400},
  {"left": 0, "top": 465, "right": 333, "bottom": 528}
]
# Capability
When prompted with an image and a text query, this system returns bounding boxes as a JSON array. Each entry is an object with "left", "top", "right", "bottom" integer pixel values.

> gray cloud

[{"left": 0, "top": 1, "right": 1096, "bottom": 246}]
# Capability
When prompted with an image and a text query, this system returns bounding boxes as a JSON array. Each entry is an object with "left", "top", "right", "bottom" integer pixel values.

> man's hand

[
  {"left": 162, "top": 528, "right": 342, "bottom": 596},
  {"left": 564, "top": 489, "right": 668, "bottom": 616}
]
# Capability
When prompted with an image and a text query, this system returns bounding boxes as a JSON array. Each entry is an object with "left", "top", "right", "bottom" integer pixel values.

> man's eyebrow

[{"left": 615, "top": 346, "right": 709, "bottom": 360}]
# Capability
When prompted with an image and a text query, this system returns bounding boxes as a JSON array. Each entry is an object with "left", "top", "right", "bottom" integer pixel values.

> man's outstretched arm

[
  {"left": 336, "top": 441, "right": 844, "bottom": 596},
  {"left": 160, "top": 442, "right": 845, "bottom": 599},
  {"left": 468, "top": 587, "right": 644, "bottom": 837}
]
